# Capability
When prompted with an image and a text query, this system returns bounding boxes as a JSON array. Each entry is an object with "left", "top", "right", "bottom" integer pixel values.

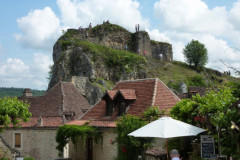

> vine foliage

[{"left": 56, "top": 124, "right": 101, "bottom": 153}]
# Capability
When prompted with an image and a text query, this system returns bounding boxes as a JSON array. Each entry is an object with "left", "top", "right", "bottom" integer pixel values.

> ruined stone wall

[
  {"left": 151, "top": 42, "right": 173, "bottom": 61},
  {"left": 72, "top": 25, "right": 132, "bottom": 51},
  {"left": 132, "top": 31, "right": 152, "bottom": 57},
  {"left": 1, "top": 128, "right": 59, "bottom": 160}
]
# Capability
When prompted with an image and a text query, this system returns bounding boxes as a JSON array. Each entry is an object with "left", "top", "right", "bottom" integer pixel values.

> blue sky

[{"left": 0, "top": 0, "right": 239, "bottom": 90}]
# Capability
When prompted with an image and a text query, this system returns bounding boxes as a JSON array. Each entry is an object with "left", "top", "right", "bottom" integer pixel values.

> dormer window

[
  {"left": 118, "top": 101, "right": 126, "bottom": 116},
  {"left": 103, "top": 89, "right": 136, "bottom": 117},
  {"left": 106, "top": 100, "right": 114, "bottom": 116}
]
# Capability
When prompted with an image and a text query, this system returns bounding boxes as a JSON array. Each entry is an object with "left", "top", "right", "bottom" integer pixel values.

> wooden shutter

[{"left": 15, "top": 133, "right": 21, "bottom": 148}]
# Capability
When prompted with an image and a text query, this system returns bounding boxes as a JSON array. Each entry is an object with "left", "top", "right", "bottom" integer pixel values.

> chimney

[
  {"left": 38, "top": 116, "right": 43, "bottom": 126},
  {"left": 23, "top": 88, "right": 32, "bottom": 97}
]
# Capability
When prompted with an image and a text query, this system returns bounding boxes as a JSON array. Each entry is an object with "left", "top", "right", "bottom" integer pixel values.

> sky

[{"left": 0, "top": 0, "right": 239, "bottom": 90}]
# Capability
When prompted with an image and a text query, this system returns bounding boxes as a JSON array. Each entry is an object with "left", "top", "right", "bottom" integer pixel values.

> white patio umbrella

[{"left": 128, "top": 117, "right": 205, "bottom": 159}]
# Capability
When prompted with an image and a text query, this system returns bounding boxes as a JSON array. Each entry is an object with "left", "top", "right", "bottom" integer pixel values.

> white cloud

[
  {"left": 16, "top": 7, "right": 62, "bottom": 51},
  {"left": 153, "top": 0, "right": 240, "bottom": 75},
  {"left": 229, "top": 1, "right": 240, "bottom": 30},
  {"left": 147, "top": 29, "right": 170, "bottom": 43},
  {"left": 30, "top": 53, "right": 52, "bottom": 75},
  {"left": 154, "top": 0, "right": 232, "bottom": 36},
  {"left": 0, "top": 53, "right": 52, "bottom": 90},
  {"left": 0, "top": 58, "right": 30, "bottom": 77},
  {"left": 57, "top": 0, "right": 149, "bottom": 31}
]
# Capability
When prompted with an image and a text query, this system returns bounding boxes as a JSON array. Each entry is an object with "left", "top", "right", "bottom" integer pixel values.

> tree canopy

[
  {"left": 0, "top": 97, "right": 31, "bottom": 132},
  {"left": 183, "top": 40, "right": 208, "bottom": 67},
  {"left": 115, "top": 106, "right": 161, "bottom": 160},
  {"left": 170, "top": 86, "right": 240, "bottom": 158}
]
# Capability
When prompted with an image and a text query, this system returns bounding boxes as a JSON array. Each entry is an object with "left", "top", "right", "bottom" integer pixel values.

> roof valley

[{"left": 151, "top": 78, "right": 158, "bottom": 106}]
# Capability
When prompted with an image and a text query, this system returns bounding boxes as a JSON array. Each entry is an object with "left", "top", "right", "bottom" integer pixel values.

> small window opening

[
  {"left": 106, "top": 100, "right": 114, "bottom": 116},
  {"left": 15, "top": 133, "right": 21, "bottom": 148},
  {"left": 118, "top": 102, "right": 126, "bottom": 116}
]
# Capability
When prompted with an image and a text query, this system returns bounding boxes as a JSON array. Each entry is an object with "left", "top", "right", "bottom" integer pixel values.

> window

[
  {"left": 106, "top": 100, "right": 114, "bottom": 116},
  {"left": 118, "top": 102, "right": 126, "bottom": 116},
  {"left": 14, "top": 133, "right": 21, "bottom": 148}
]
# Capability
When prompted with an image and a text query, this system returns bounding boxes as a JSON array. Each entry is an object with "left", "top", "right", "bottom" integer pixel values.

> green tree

[
  {"left": 170, "top": 87, "right": 240, "bottom": 158},
  {"left": 115, "top": 107, "right": 161, "bottom": 159},
  {"left": 183, "top": 40, "right": 208, "bottom": 67},
  {"left": 0, "top": 97, "right": 31, "bottom": 132},
  {"left": 115, "top": 114, "right": 153, "bottom": 160}
]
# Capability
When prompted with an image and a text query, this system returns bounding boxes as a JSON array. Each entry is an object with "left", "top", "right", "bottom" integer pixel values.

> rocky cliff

[{"left": 48, "top": 23, "right": 234, "bottom": 105}]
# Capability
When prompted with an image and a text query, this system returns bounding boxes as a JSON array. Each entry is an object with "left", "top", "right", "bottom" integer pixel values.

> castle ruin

[{"left": 68, "top": 23, "right": 173, "bottom": 61}]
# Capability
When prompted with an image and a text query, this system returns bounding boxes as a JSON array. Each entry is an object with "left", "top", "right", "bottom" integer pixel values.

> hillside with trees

[{"left": 0, "top": 87, "right": 45, "bottom": 98}]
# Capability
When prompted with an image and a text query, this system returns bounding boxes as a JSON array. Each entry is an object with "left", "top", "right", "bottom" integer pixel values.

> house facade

[
  {"left": 1, "top": 81, "right": 91, "bottom": 160},
  {"left": 67, "top": 78, "right": 180, "bottom": 160}
]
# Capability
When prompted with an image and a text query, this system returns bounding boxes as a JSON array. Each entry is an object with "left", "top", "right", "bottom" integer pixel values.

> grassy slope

[
  {"left": 59, "top": 28, "right": 236, "bottom": 90},
  {"left": 76, "top": 40, "right": 234, "bottom": 90}
]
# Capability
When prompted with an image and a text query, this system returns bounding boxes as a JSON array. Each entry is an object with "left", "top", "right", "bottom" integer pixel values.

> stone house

[
  {"left": 66, "top": 78, "right": 180, "bottom": 160},
  {"left": 1, "top": 81, "right": 91, "bottom": 160}
]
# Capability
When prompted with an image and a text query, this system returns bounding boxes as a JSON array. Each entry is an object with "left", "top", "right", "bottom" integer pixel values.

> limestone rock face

[
  {"left": 71, "top": 76, "right": 103, "bottom": 105},
  {"left": 48, "top": 23, "right": 174, "bottom": 105}
]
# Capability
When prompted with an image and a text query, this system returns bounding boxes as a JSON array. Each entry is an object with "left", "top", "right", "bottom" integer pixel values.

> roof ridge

[
  {"left": 157, "top": 79, "right": 181, "bottom": 101},
  {"left": 30, "top": 116, "right": 63, "bottom": 118},
  {"left": 116, "top": 78, "right": 157, "bottom": 84},
  {"left": 151, "top": 78, "right": 158, "bottom": 106}
]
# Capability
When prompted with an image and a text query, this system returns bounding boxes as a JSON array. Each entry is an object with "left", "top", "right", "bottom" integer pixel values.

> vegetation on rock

[
  {"left": 90, "top": 23, "right": 128, "bottom": 34},
  {"left": 54, "top": 27, "right": 237, "bottom": 97},
  {"left": 24, "top": 157, "right": 35, "bottom": 160},
  {"left": 74, "top": 40, "right": 147, "bottom": 72}
]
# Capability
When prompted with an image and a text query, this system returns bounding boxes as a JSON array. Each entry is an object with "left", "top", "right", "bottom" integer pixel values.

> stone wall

[
  {"left": 69, "top": 129, "right": 117, "bottom": 160},
  {"left": 132, "top": 31, "right": 152, "bottom": 57},
  {"left": 0, "top": 137, "right": 16, "bottom": 160},
  {"left": 1, "top": 128, "right": 59, "bottom": 160},
  {"left": 151, "top": 42, "right": 173, "bottom": 61},
  {"left": 74, "top": 24, "right": 132, "bottom": 51}
]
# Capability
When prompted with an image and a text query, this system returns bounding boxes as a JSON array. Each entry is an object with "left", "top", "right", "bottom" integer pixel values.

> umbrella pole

[{"left": 166, "top": 138, "right": 169, "bottom": 160}]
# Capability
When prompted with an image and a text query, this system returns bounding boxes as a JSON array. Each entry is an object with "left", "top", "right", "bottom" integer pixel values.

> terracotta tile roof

[
  {"left": 106, "top": 90, "right": 118, "bottom": 99},
  {"left": 19, "top": 82, "right": 91, "bottom": 119},
  {"left": 116, "top": 89, "right": 136, "bottom": 100},
  {"left": 152, "top": 79, "right": 180, "bottom": 113},
  {"left": 14, "top": 116, "right": 64, "bottom": 128},
  {"left": 82, "top": 78, "right": 180, "bottom": 121},
  {"left": 67, "top": 120, "right": 89, "bottom": 126},
  {"left": 67, "top": 120, "right": 116, "bottom": 128}
]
